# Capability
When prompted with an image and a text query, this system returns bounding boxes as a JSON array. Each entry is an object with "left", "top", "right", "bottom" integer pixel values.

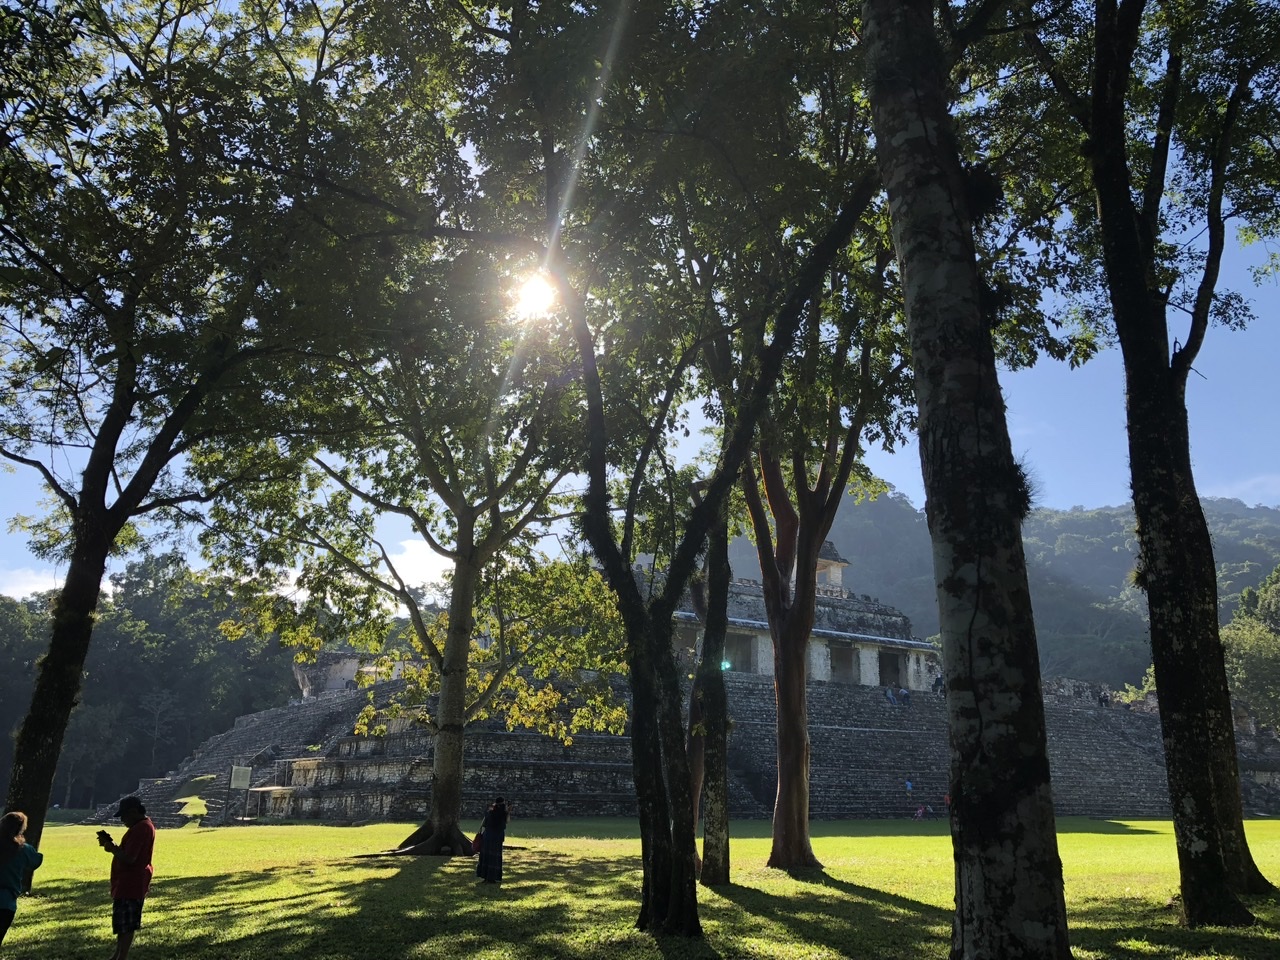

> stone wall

[{"left": 92, "top": 671, "right": 1280, "bottom": 828}]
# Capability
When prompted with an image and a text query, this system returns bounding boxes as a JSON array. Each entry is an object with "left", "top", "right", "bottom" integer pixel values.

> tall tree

[
  {"left": 0, "top": 0, "right": 409, "bottom": 846},
  {"left": 1021, "top": 0, "right": 1280, "bottom": 923},
  {"left": 202, "top": 304, "right": 617, "bottom": 854},
  {"left": 741, "top": 266, "right": 910, "bottom": 870},
  {"left": 862, "top": 1, "right": 1072, "bottom": 957}
]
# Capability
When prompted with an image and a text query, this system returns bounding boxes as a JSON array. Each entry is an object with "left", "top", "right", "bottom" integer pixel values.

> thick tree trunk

[
  {"left": 697, "top": 513, "right": 731, "bottom": 886},
  {"left": 863, "top": 2, "right": 1071, "bottom": 958},
  {"left": 6, "top": 523, "right": 111, "bottom": 857},
  {"left": 625, "top": 617, "right": 673, "bottom": 931},
  {"left": 769, "top": 618, "right": 819, "bottom": 869}
]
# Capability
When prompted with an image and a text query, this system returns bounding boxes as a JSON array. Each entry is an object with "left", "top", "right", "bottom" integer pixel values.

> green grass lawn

[{"left": 3, "top": 817, "right": 1277, "bottom": 959}]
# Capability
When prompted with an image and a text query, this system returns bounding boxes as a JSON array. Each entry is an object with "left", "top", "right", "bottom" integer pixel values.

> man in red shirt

[{"left": 96, "top": 796, "right": 155, "bottom": 960}]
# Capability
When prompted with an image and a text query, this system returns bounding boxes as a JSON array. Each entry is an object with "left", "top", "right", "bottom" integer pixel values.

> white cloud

[
  {"left": 0, "top": 566, "right": 63, "bottom": 600},
  {"left": 384, "top": 539, "right": 452, "bottom": 589}
]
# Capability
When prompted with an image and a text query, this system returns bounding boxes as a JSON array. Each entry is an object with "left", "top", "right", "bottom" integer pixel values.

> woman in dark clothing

[{"left": 476, "top": 797, "right": 509, "bottom": 884}]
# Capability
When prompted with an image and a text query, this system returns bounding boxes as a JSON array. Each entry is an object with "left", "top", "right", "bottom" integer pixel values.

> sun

[{"left": 513, "top": 273, "right": 557, "bottom": 319}]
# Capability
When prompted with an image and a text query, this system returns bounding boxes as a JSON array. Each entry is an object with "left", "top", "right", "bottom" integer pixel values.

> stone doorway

[
  {"left": 830, "top": 645, "right": 858, "bottom": 684},
  {"left": 724, "top": 632, "right": 756, "bottom": 673},
  {"left": 878, "top": 650, "right": 904, "bottom": 688}
]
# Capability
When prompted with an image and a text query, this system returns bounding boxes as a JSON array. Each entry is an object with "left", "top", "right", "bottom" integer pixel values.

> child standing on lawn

[
  {"left": 97, "top": 796, "right": 156, "bottom": 960},
  {"left": 0, "top": 811, "right": 44, "bottom": 947}
]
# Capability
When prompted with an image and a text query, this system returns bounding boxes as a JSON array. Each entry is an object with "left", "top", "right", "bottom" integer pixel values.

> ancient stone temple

[
  {"left": 672, "top": 542, "right": 938, "bottom": 690},
  {"left": 86, "top": 564, "right": 1280, "bottom": 827}
]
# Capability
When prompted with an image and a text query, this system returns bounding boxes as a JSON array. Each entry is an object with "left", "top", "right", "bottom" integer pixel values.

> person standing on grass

[
  {"left": 476, "top": 797, "right": 509, "bottom": 885},
  {"left": 96, "top": 796, "right": 156, "bottom": 960},
  {"left": 0, "top": 811, "right": 44, "bottom": 947}
]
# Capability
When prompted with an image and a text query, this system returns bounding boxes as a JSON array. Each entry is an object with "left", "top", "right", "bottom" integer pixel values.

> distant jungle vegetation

[{"left": 733, "top": 493, "right": 1280, "bottom": 690}]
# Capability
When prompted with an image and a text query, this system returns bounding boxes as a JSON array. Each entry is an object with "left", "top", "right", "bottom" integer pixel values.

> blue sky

[
  {"left": 866, "top": 244, "right": 1280, "bottom": 512},
  {"left": 1, "top": 246, "right": 1276, "bottom": 600}
]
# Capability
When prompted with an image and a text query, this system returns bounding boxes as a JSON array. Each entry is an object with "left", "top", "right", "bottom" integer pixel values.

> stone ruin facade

[
  {"left": 85, "top": 560, "right": 1280, "bottom": 827},
  {"left": 668, "top": 542, "right": 939, "bottom": 691}
]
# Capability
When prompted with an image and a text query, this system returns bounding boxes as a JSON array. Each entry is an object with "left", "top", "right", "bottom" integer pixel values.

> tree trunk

[
  {"left": 6, "top": 523, "right": 111, "bottom": 857},
  {"left": 625, "top": 616, "right": 672, "bottom": 930},
  {"left": 769, "top": 615, "right": 819, "bottom": 869},
  {"left": 649, "top": 615, "right": 702, "bottom": 937},
  {"left": 687, "top": 680, "right": 705, "bottom": 833},
  {"left": 1116, "top": 343, "right": 1260, "bottom": 925},
  {"left": 743, "top": 464, "right": 822, "bottom": 871},
  {"left": 1085, "top": 1, "right": 1271, "bottom": 921},
  {"left": 396, "top": 553, "right": 478, "bottom": 857},
  {"left": 863, "top": 2, "right": 1072, "bottom": 957},
  {"left": 697, "top": 512, "right": 731, "bottom": 886}
]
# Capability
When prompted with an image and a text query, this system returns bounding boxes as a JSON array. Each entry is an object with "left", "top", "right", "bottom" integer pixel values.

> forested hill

[{"left": 730, "top": 494, "right": 1280, "bottom": 689}]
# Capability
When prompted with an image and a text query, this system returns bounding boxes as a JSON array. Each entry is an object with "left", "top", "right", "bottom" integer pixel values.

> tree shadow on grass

[
  {"left": 707, "top": 868, "right": 951, "bottom": 960},
  {"left": 1055, "top": 818, "right": 1163, "bottom": 836},
  {"left": 1066, "top": 895, "right": 1280, "bottom": 959}
]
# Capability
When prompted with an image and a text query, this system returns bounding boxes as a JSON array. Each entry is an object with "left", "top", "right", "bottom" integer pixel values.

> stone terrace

[
  {"left": 91, "top": 674, "right": 1280, "bottom": 828},
  {"left": 84, "top": 683, "right": 403, "bottom": 828}
]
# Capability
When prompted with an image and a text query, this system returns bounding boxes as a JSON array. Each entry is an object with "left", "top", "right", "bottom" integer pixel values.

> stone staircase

[
  {"left": 86, "top": 671, "right": 1280, "bottom": 828},
  {"left": 85, "top": 683, "right": 403, "bottom": 828}
]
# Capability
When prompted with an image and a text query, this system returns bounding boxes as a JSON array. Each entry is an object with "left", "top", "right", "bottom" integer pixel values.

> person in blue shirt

[{"left": 0, "top": 811, "right": 44, "bottom": 947}]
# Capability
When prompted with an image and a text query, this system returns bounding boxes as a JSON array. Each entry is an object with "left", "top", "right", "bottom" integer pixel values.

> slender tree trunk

[
  {"left": 624, "top": 614, "right": 672, "bottom": 930},
  {"left": 6, "top": 522, "right": 111, "bottom": 856},
  {"left": 863, "top": 2, "right": 1071, "bottom": 957},
  {"left": 744, "top": 466, "right": 821, "bottom": 871},
  {"left": 1085, "top": 1, "right": 1271, "bottom": 921},
  {"left": 769, "top": 616, "right": 819, "bottom": 869},
  {"left": 1111, "top": 323, "right": 1259, "bottom": 925},
  {"left": 398, "top": 554, "right": 478, "bottom": 856},
  {"left": 697, "top": 511, "right": 731, "bottom": 886}
]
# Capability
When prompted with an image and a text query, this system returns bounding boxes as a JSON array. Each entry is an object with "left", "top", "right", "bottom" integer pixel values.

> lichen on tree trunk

[{"left": 862, "top": 1, "right": 1072, "bottom": 956}]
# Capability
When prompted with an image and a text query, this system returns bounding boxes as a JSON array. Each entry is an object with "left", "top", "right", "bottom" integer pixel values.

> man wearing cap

[{"left": 96, "top": 797, "right": 156, "bottom": 960}]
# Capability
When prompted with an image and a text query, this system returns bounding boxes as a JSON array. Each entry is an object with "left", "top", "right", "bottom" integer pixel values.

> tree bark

[
  {"left": 1080, "top": 0, "right": 1272, "bottom": 923},
  {"left": 1127, "top": 398, "right": 1258, "bottom": 925},
  {"left": 769, "top": 610, "right": 819, "bottom": 869},
  {"left": 395, "top": 551, "right": 479, "bottom": 857},
  {"left": 696, "top": 510, "right": 731, "bottom": 886},
  {"left": 5, "top": 515, "right": 112, "bottom": 856},
  {"left": 742, "top": 459, "right": 821, "bottom": 871},
  {"left": 863, "top": 2, "right": 1072, "bottom": 957},
  {"left": 626, "top": 617, "right": 674, "bottom": 930}
]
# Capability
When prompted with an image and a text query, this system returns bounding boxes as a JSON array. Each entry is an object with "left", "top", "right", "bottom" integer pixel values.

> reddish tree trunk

[{"left": 769, "top": 618, "right": 819, "bottom": 869}]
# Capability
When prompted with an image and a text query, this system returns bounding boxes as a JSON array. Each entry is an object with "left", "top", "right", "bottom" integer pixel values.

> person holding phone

[{"left": 96, "top": 796, "right": 156, "bottom": 960}]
